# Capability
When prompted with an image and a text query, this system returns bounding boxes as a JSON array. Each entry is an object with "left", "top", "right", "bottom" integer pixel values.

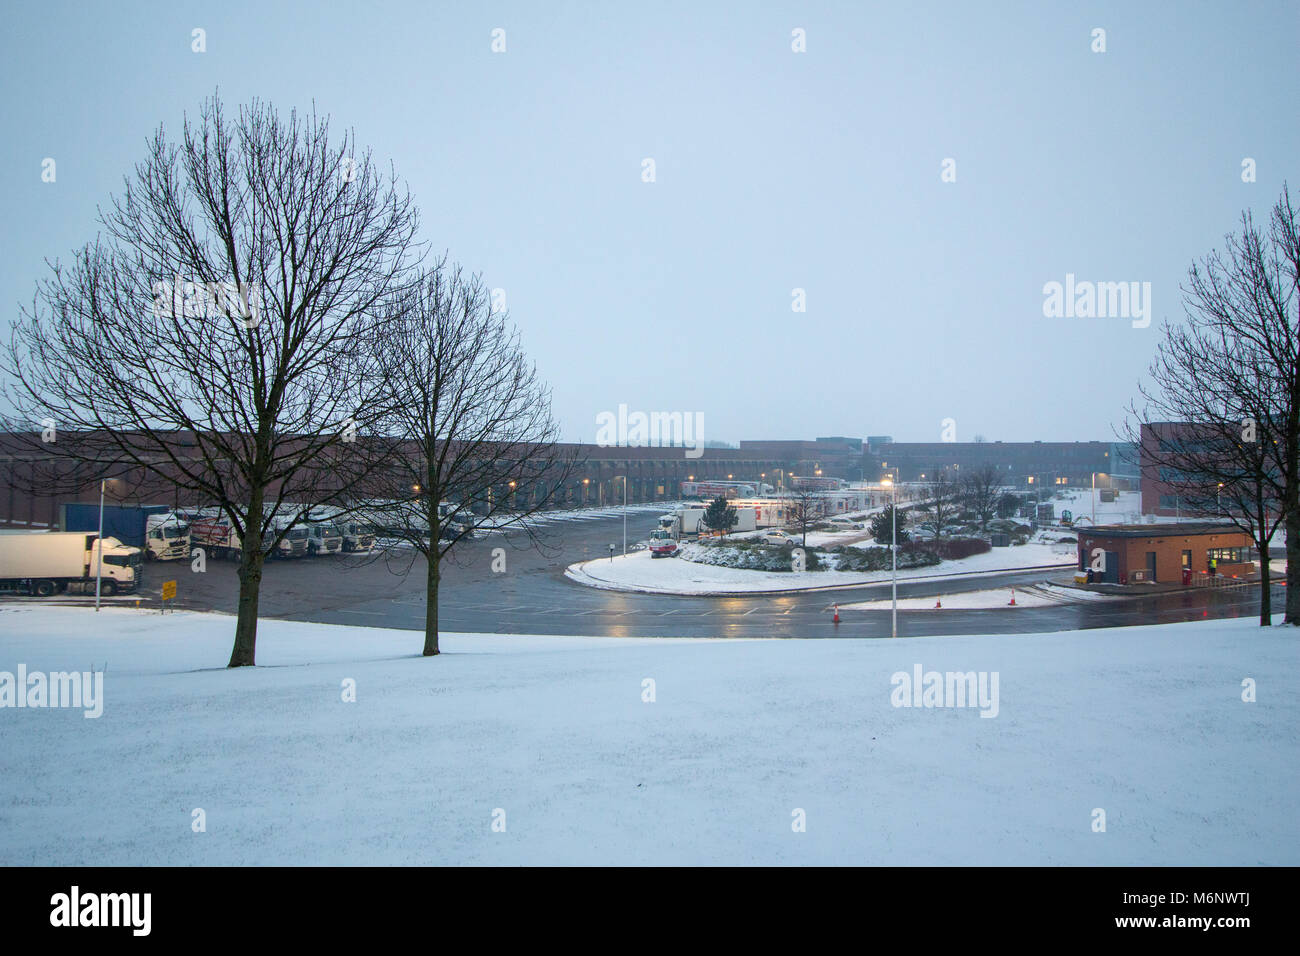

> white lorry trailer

[
  {"left": 0, "top": 531, "right": 142, "bottom": 596},
  {"left": 659, "top": 505, "right": 757, "bottom": 539}
]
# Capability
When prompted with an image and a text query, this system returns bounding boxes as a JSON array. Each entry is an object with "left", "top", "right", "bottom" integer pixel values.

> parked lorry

[
  {"left": 0, "top": 531, "right": 142, "bottom": 596},
  {"left": 60, "top": 503, "right": 191, "bottom": 561},
  {"left": 187, "top": 510, "right": 302, "bottom": 560},
  {"left": 659, "top": 505, "right": 757, "bottom": 539},
  {"left": 303, "top": 511, "right": 343, "bottom": 555},
  {"left": 267, "top": 514, "right": 311, "bottom": 558},
  {"left": 310, "top": 507, "right": 376, "bottom": 553},
  {"left": 334, "top": 517, "right": 376, "bottom": 553}
]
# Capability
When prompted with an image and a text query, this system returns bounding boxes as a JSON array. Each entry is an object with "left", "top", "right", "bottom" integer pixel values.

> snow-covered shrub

[
  {"left": 681, "top": 541, "right": 824, "bottom": 572},
  {"left": 833, "top": 546, "right": 940, "bottom": 573},
  {"left": 921, "top": 537, "right": 991, "bottom": 561}
]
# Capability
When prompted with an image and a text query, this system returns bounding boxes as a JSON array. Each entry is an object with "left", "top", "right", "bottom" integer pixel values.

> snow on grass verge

[
  {"left": 842, "top": 583, "right": 1120, "bottom": 610},
  {"left": 566, "top": 542, "right": 1075, "bottom": 595},
  {"left": 0, "top": 605, "right": 1295, "bottom": 865}
]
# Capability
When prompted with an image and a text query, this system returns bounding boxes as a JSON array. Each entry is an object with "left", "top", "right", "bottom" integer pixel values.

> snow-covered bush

[
  {"left": 682, "top": 540, "right": 824, "bottom": 571},
  {"left": 922, "top": 537, "right": 991, "bottom": 560},
  {"left": 832, "top": 545, "right": 940, "bottom": 573}
]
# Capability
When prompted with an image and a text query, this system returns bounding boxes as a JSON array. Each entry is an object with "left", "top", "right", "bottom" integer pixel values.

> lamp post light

[
  {"left": 881, "top": 473, "right": 898, "bottom": 638},
  {"left": 95, "top": 478, "right": 107, "bottom": 611},
  {"left": 614, "top": 475, "right": 628, "bottom": 554}
]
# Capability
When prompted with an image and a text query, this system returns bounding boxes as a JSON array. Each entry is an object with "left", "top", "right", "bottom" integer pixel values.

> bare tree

[
  {"left": 1131, "top": 186, "right": 1299, "bottom": 624},
  {"left": 784, "top": 488, "right": 821, "bottom": 547},
  {"left": 1, "top": 94, "right": 420, "bottom": 665},
  {"left": 360, "top": 261, "right": 579, "bottom": 656},
  {"left": 920, "top": 470, "right": 961, "bottom": 538},
  {"left": 961, "top": 463, "right": 1004, "bottom": 532}
]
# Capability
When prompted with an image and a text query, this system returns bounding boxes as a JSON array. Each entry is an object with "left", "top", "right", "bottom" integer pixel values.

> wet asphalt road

[{"left": 118, "top": 509, "right": 1280, "bottom": 639}]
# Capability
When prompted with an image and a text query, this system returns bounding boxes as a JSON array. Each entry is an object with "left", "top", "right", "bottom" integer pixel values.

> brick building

[
  {"left": 1076, "top": 523, "right": 1255, "bottom": 585},
  {"left": 865, "top": 440, "right": 1116, "bottom": 487}
]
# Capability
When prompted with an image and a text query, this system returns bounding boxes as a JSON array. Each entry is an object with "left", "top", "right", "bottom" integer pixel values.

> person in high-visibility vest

[{"left": 1209, "top": 556, "right": 1217, "bottom": 577}]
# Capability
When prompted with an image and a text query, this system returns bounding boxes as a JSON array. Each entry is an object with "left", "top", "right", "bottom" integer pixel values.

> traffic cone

[
  {"left": 833, "top": 604, "right": 840, "bottom": 624},
  {"left": 1008, "top": 589, "right": 1016, "bottom": 606},
  {"left": 934, "top": 598, "right": 942, "bottom": 609}
]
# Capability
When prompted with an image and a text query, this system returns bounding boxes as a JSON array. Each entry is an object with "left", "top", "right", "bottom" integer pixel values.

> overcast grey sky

[{"left": 1, "top": 1, "right": 1296, "bottom": 445}]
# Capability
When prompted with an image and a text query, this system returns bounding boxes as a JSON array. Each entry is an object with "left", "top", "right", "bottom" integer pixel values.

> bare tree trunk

[
  {"left": 1258, "top": 538, "right": 1272, "bottom": 626},
  {"left": 230, "top": 502, "right": 264, "bottom": 667},
  {"left": 423, "top": 551, "right": 440, "bottom": 656},
  {"left": 1286, "top": 500, "right": 1300, "bottom": 625}
]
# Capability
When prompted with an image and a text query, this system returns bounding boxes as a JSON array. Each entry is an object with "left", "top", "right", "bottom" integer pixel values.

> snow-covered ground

[
  {"left": 0, "top": 606, "right": 1294, "bottom": 865},
  {"left": 842, "top": 583, "right": 1118, "bottom": 611},
  {"left": 474, "top": 501, "right": 677, "bottom": 532},
  {"left": 566, "top": 541, "right": 1077, "bottom": 595},
  {"left": 1047, "top": 487, "right": 1143, "bottom": 525}
]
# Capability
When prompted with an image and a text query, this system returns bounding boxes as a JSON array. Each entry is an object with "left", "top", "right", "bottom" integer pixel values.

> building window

[{"left": 1207, "top": 547, "right": 1248, "bottom": 563}]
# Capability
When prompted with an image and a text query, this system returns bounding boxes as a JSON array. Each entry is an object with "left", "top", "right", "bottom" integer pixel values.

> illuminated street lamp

[
  {"left": 614, "top": 475, "right": 628, "bottom": 553},
  {"left": 880, "top": 472, "right": 899, "bottom": 638}
]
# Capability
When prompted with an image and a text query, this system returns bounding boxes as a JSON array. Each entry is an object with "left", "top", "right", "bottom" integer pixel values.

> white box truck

[{"left": 0, "top": 531, "right": 142, "bottom": 596}]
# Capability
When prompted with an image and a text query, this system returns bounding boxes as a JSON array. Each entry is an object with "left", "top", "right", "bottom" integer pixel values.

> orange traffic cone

[
  {"left": 934, "top": 598, "right": 942, "bottom": 608},
  {"left": 833, "top": 604, "right": 840, "bottom": 624},
  {"left": 1008, "top": 589, "right": 1016, "bottom": 606}
]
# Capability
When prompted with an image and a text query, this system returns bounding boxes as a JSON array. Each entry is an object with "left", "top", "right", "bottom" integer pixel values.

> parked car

[
  {"left": 830, "top": 517, "right": 865, "bottom": 529},
  {"left": 761, "top": 530, "right": 798, "bottom": 547}
]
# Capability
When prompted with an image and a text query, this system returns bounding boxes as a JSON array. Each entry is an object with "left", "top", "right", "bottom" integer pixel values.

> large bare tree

[
  {"left": 360, "top": 260, "right": 579, "bottom": 656},
  {"left": 961, "top": 463, "right": 1004, "bottom": 532},
  {"left": 920, "top": 470, "right": 962, "bottom": 538},
  {"left": 1, "top": 94, "right": 420, "bottom": 665},
  {"left": 783, "top": 488, "right": 821, "bottom": 547},
  {"left": 1132, "top": 185, "right": 1299, "bottom": 625}
]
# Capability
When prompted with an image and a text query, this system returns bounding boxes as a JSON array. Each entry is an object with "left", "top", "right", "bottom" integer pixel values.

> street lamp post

[
  {"left": 614, "top": 475, "right": 628, "bottom": 554},
  {"left": 95, "top": 478, "right": 106, "bottom": 611},
  {"left": 1091, "top": 472, "right": 1096, "bottom": 525},
  {"left": 882, "top": 473, "right": 898, "bottom": 638}
]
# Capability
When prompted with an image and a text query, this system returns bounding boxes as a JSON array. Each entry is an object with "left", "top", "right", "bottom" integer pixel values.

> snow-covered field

[
  {"left": 566, "top": 541, "right": 1076, "bottom": 595},
  {"left": 1, "top": 606, "right": 1294, "bottom": 865}
]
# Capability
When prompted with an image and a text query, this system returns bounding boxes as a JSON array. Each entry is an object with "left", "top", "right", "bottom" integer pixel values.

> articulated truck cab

[
  {"left": 144, "top": 512, "right": 191, "bottom": 561},
  {"left": 0, "top": 531, "right": 142, "bottom": 596}
]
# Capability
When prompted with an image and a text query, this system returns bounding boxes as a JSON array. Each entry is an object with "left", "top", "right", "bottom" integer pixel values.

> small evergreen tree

[
  {"left": 703, "top": 495, "right": 738, "bottom": 535},
  {"left": 870, "top": 504, "right": 910, "bottom": 543}
]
